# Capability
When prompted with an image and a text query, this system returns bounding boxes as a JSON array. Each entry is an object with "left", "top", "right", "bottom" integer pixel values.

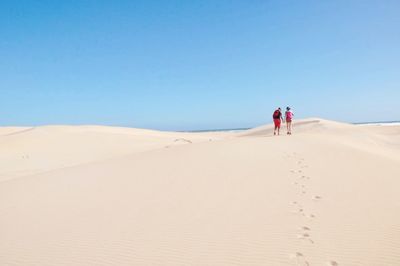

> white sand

[{"left": 1, "top": 119, "right": 399, "bottom": 265}]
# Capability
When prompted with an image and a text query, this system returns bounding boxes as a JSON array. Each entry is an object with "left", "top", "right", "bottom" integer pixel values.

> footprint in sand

[
  {"left": 327, "top": 261, "right": 338, "bottom": 266},
  {"left": 291, "top": 207, "right": 304, "bottom": 214},
  {"left": 174, "top": 138, "right": 192, "bottom": 144},
  {"left": 289, "top": 252, "right": 310, "bottom": 266},
  {"left": 312, "top": 195, "right": 322, "bottom": 201},
  {"left": 300, "top": 226, "right": 311, "bottom": 231},
  {"left": 297, "top": 232, "right": 310, "bottom": 238},
  {"left": 291, "top": 252, "right": 303, "bottom": 258},
  {"left": 297, "top": 233, "right": 314, "bottom": 244},
  {"left": 165, "top": 138, "right": 193, "bottom": 148}
]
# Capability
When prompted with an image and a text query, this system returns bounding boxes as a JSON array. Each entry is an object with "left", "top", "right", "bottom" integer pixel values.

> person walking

[
  {"left": 272, "top": 107, "right": 283, "bottom": 135},
  {"left": 285, "top": 107, "right": 294, "bottom": 135}
]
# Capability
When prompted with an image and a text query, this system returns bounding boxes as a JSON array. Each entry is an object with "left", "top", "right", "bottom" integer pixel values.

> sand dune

[
  {"left": 1, "top": 119, "right": 399, "bottom": 265},
  {"left": 0, "top": 125, "right": 229, "bottom": 182}
]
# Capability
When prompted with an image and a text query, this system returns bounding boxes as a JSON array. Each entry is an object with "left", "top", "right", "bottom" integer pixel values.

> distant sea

[
  {"left": 353, "top": 121, "right": 400, "bottom": 126},
  {"left": 186, "top": 120, "right": 400, "bottom": 133}
]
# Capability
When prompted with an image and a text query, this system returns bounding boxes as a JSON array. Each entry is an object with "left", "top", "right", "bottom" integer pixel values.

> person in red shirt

[{"left": 272, "top": 108, "right": 283, "bottom": 135}]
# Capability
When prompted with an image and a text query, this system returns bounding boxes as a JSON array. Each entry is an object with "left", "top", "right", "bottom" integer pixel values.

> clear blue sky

[{"left": 1, "top": 0, "right": 399, "bottom": 130}]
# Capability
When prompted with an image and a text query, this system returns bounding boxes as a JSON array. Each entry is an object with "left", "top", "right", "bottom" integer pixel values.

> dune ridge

[{"left": 1, "top": 118, "right": 400, "bottom": 265}]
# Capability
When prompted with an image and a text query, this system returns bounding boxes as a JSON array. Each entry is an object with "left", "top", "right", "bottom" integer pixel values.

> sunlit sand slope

[{"left": 1, "top": 119, "right": 399, "bottom": 265}]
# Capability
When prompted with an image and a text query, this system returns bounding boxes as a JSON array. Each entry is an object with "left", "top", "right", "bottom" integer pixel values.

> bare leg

[
  {"left": 286, "top": 121, "right": 290, "bottom": 134},
  {"left": 288, "top": 121, "right": 292, "bottom": 134}
]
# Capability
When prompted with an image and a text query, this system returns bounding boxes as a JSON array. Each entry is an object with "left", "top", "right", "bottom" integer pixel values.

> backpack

[{"left": 273, "top": 110, "right": 280, "bottom": 119}]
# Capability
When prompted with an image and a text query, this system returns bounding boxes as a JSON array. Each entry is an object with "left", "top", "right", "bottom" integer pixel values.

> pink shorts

[{"left": 274, "top": 119, "right": 281, "bottom": 128}]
